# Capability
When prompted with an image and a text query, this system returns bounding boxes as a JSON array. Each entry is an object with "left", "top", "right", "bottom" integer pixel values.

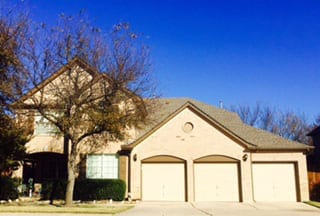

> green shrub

[
  {"left": 74, "top": 179, "right": 126, "bottom": 201},
  {"left": 0, "top": 177, "right": 20, "bottom": 200},
  {"left": 41, "top": 179, "right": 126, "bottom": 201},
  {"left": 41, "top": 179, "right": 67, "bottom": 200}
]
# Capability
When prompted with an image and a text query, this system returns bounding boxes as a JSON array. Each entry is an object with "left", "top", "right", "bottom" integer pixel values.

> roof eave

[{"left": 249, "top": 145, "right": 312, "bottom": 153}]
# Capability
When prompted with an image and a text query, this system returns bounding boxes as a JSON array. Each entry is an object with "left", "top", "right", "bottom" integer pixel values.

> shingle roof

[{"left": 124, "top": 98, "right": 310, "bottom": 151}]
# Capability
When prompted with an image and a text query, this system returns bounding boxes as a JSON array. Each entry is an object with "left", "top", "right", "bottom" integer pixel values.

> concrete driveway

[{"left": 117, "top": 202, "right": 320, "bottom": 216}]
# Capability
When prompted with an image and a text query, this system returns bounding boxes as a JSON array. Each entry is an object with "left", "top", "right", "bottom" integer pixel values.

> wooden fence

[{"left": 308, "top": 172, "right": 320, "bottom": 201}]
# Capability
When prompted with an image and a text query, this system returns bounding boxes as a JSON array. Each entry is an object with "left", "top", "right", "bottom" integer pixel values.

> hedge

[
  {"left": 0, "top": 177, "right": 20, "bottom": 200},
  {"left": 41, "top": 179, "right": 126, "bottom": 201},
  {"left": 41, "top": 179, "right": 66, "bottom": 200}
]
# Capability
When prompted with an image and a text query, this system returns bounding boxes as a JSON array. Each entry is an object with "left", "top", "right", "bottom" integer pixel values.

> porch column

[{"left": 119, "top": 155, "right": 129, "bottom": 196}]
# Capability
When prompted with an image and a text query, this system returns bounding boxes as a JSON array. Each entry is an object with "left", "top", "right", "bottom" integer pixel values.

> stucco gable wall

[
  {"left": 23, "top": 65, "right": 95, "bottom": 105},
  {"left": 134, "top": 107, "right": 245, "bottom": 160},
  {"left": 131, "top": 107, "right": 246, "bottom": 200}
]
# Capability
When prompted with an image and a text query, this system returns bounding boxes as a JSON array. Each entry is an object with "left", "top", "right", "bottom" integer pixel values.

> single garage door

[
  {"left": 252, "top": 163, "right": 297, "bottom": 201},
  {"left": 142, "top": 163, "right": 185, "bottom": 201},
  {"left": 194, "top": 163, "right": 240, "bottom": 201}
]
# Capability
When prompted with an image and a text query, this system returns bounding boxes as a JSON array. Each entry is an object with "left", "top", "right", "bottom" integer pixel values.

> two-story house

[{"left": 14, "top": 58, "right": 311, "bottom": 202}]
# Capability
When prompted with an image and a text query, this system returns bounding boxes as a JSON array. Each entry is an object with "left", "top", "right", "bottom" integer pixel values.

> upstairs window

[
  {"left": 34, "top": 115, "right": 57, "bottom": 135},
  {"left": 86, "top": 154, "right": 119, "bottom": 179}
]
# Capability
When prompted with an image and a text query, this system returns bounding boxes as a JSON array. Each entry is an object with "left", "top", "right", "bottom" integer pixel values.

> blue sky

[{"left": 8, "top": 0, "right": 320, "bottom": 121}]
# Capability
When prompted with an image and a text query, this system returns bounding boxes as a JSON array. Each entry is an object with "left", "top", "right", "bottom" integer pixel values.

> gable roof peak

[{"left": 14, "top": 58, "right": 102, "bottom": 105}]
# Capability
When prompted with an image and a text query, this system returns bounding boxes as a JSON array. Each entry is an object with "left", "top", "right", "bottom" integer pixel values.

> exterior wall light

[
  {"left": 133, "top": 154, "right": 137, "bottom": 162},
  {"left": 242, "top": 154, "right": 248, "bottom": 161}
]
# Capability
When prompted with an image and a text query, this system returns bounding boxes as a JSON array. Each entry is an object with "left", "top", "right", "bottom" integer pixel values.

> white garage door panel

[
  {"left": 142, "top": 163, "right": 185, "bottom": 201},
  {"left": 252, "top": 163, "right": 297, "bottom": 201},
  {"left": 194, "top": 163, "right": 239, "bottom": 201}
]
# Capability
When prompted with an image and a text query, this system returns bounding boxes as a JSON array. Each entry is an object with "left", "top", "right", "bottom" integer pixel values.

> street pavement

[{"left": 1, "top": 202, "right": 320, "bottom": 216}]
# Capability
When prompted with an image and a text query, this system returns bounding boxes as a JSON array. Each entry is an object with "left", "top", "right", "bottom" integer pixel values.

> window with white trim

[
  {"left": 86, "top": 154, "right": 119, "bottom": 179},
  {"left": 34, "top": 115, "right": 57, "bottom": 135}
]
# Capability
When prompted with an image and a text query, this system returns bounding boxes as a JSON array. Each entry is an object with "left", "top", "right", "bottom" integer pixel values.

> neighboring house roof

[
  {"left": 307, "top": 126, "right": 320, "bottom": 136},
  {"left": 123, "top": 98, "right": 310, "bottom": 151}
]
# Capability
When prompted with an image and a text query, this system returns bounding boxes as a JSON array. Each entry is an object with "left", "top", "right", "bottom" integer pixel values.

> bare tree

[
  {"left": 259, "top": 106, "right": 276, "bottom": 132},
  {"left": 15, "top": 13, "right": 156, "bottom": 206},
  {"left": 275, "top": 111, "right": 310, "bottom": 144},
  {"left": 0, "top": 2, "right": 29, "bottom": 177},
  {"left": 0, "top": 2, "right": 29, "bottom": 108},
  {"left": 230, "top": 102, "right": 262, "bottom": 127},
  {"left": 230, "top": 103, "right": 312, "bottom": 144}
]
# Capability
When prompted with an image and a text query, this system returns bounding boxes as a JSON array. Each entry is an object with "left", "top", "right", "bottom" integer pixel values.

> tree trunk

[
  {"left": 63, "top": 135, "right": 69, "bottom": 181},
  {"left": 65, "top": 157, "right": 76, "bottom": 206},
  {"left": 63, "top": 135, "right": 69, "bottom": 155}
]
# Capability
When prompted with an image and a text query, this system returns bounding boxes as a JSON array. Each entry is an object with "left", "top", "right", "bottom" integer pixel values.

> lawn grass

[
  {"left": 0, "top": 202, "right": 134, "bottom": 214},
  {"left": 305, "top": 201, "right": 320, "bottom": 208}
]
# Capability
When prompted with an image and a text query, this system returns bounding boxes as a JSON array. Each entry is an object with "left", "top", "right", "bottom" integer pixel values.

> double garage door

[
  {"left": 142, "top": 162, "right": 298, "bottom": 202},
  {"left": 141, "top": 162, "right": 240, "bottom": 201}
]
